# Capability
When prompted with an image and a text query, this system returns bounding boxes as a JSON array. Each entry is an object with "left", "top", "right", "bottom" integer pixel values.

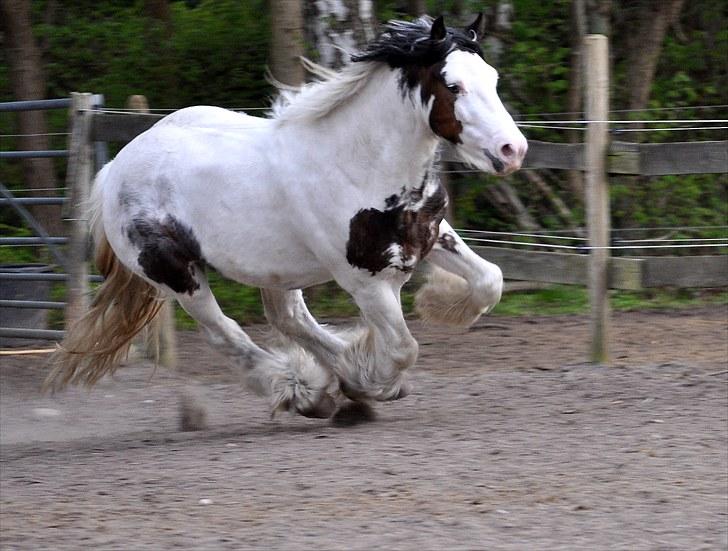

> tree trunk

[
  {"left": 0, "top": 0, "right": 63, "bottom": 237},
  {"left": 586, "top": 0, "right": 612, "bottom": 35},
  {"left": 523, "top": 171, "right": 574, "bottom": 225},
  {"left": 484, "top": 182, "right": 540, "bottom": 231},
  {"left": 269, "top": 0, "right": 305, "bottom": 86},
  {"left": 566, "top": 0, "right": 587, "bottom": 200},
  {"left": 144, "top": 0, "right": 172, "bottom": 29},
  {"left": 625, "top": 0, "right": 685, "bottom": 111},
  {"left": 407, "top": 0, "right": 427, "bottom": 16},
  {"left": 304, "top": 0, "right": 376, "bottom": 69}
]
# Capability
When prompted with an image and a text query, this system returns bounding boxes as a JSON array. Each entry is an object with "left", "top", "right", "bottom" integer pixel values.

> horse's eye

[{"left": 447, "top": 84, "right": 461, "bottom": 95}]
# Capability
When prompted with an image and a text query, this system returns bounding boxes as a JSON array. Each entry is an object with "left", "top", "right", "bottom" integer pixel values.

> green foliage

[
  {"left": 29, "top": 0, "right": 272, "bottom": 109},
  {"left": 0, "top": 225, "right": 35, "bottom": 264},
  {"left": 611, "top": 174, "right": 728, "bottom": 249},
  {"left": 495, "top": 285, "right": 728, "bottom": 317}
]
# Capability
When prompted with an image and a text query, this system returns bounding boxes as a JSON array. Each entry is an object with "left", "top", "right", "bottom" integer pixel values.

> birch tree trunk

[
  {"left": 304, "top": 0, "right": 376, "bottom": 69},
  {"left": 270, "top": 0, "right": 305, "bottom": 86}
]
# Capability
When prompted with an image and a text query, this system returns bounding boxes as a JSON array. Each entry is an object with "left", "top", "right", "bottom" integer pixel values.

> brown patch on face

[{"left": 420, "top": 62, "right": 463, "bottom": 144}]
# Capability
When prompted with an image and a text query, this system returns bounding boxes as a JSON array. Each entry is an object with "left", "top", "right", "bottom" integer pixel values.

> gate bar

[
  {"left": 0, "top": 300, "right": 66, "bottom": 310},
  {"left": 0, "top": 328, "right": 64, "bottom": 340},
  {"left": 0, "top": 98, "right": 71, "bottom": 112}
]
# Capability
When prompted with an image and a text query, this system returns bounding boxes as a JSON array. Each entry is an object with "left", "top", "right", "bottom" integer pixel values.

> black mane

[{"left": 351, "top": 16, "right": 483, "bottom": 69}]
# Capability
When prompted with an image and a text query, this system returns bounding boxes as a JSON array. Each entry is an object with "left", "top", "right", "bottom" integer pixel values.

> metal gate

[{"left": 0, "top": 95, "right": 106, "bottom": 343}]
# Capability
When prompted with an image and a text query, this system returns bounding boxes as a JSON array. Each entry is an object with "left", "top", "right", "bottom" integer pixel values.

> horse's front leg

[
  {"left": 415, "top": 219, "right": 504, "bottom": 326},
  {"left": 335, "top": 280, "right": 417, "bottom": 402},
  {"left": 262, "top": 286, "right": 412, "bottom": 402}
]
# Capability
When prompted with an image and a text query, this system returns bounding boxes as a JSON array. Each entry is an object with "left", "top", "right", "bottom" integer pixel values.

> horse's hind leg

[
  {"left": 174, "top": 274, "right": 336, "bottom": 418},
  {"left": 328, "top": 279, "right": 416, "bottom": 402},
  {"left": 261, "top": 288, "right": 347, "bottom": 367}
]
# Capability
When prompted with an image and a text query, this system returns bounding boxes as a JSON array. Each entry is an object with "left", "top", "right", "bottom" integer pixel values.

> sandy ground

[{"left": 1, "top": 306, "right": 727, "bottom": 550}]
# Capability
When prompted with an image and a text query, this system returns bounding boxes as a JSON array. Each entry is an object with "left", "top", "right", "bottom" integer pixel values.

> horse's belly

[{"left": 197, "top": 229, "right": 331, "bottom": 289}]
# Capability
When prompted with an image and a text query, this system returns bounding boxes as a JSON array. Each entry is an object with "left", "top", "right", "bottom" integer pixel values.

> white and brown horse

[{"left": 48, "top": 16, "right": 527, "bottom": 419}]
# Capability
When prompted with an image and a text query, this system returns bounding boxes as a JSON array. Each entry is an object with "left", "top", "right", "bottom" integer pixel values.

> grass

[
  {"left": 173, "top": 277, "right": 727, "bottom": 329},
  {"left": 496, "top": 285, "right": 728, "bottom": 317},
  {"left": 2, "top": 242, "right": 723, "bottom": 330}
]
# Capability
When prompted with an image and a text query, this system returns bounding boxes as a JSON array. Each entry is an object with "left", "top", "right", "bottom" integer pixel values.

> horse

[{"left": 46, "top": 15, "right": 527, "bottom": 420}]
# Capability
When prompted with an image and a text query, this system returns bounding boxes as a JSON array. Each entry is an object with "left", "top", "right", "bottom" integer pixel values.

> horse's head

[{"left": 353, "top": 15, "right": 527, "bottom": 176}]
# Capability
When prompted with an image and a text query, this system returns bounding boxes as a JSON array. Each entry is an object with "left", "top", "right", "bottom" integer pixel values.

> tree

[
  {"left": 408, "top": 0, "right": 427, "bottom": 16},
  {"left": 304, "top": 0, "right": 377, "bottom": 69},
  {"left": 622, "top": 0, "right": 685, "bottom": 111},
  {"left": 269, "top": 0, "right": 305, "bottom": 86},
  {"left": 565, "top": 0, "right": 588, "bottom": 199},
  {"left": 0, "top": 0, "right": 63, "bottom": 237}
]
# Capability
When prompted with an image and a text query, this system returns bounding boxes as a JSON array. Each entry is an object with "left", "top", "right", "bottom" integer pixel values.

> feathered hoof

[
  {"left": 272, "top": 383, "right": 337, "bottom": 419},
  {"left": 296, "top": 392, "right": 337, "bottom": 419},
  {"left": 268, "top": 340, "right": 336, "bottom": 419},
  {"left": 339, "top": 375, "right": 411, "bottom": 403},
  {"left": 383, "top": 377, "right": 412, "bottom": 401},
  {"left": 415, "top": 266, "right": 500, "bottom": 327}
]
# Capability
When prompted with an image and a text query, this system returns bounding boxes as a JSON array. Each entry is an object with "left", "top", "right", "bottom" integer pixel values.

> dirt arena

[{"left": 1, "top": 306, "right": 726, "bottom": 550}]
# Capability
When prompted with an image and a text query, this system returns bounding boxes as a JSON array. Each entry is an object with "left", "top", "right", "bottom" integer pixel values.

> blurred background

[
  {"left": 1, "top": 5, "right": 726, "bottom": 548},
  {"left": 1, "top": 0, "right": 726, "bottom": 327}
]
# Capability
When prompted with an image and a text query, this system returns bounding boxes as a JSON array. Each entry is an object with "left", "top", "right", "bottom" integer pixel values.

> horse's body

[
  {"left": 104, "top": 106, "right": 335, "bottom": 290},
  {"left": 49, "top": 16, "right": 527, "bottom": 419}
]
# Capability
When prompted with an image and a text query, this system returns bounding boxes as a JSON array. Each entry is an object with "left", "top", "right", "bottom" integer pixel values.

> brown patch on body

[
  {"left": 346, "top": 182, "right": 448, "bottom": 275},
  {"left": 127, "top": 215, "right": 204, "bottom": 295}
]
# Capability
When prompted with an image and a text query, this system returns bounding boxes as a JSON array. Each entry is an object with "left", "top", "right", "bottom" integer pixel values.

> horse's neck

[{"left": 289, "top": 67, "right": 440, "bottom": 193}]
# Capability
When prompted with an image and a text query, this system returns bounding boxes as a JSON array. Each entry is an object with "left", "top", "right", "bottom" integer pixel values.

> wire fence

[
  {"left": 456, "top": 228, "right": 728, "bottom": 253},
  {"left": 3, "top": 103, "right": 726, "bottom": 249}
]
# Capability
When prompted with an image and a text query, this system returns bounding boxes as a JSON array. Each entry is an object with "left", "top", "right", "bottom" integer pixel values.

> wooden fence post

[
  {"left": 64, "top": 92, "right": 94, "bottom": 328},
  {"left": 584, "top": 35, "right": 611, "bottom": 363},
  {"left": 125, "top": 95, "right": 178, "bottom": 369}
]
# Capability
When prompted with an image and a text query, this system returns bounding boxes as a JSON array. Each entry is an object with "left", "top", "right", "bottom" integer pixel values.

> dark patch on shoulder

[
  {"left": 346, "top": 181, "right": 448, "bottom": 275},
  {"left": 385, "top": 194, "right": 399, "bottom": 208},
  {"left": 437, "top": 232, "right": 459, "bottom": 254},
  {"left": 127, "top": 215, "right": 204, "bottom": 295}
]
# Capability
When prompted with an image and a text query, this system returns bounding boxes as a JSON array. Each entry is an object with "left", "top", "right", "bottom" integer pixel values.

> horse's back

[
  {"left": 110, "top": 105, "right": 273, "bottom": 198},
  {"left": 99, "top": 105, "right": 329, "bottom": 289},
  {"left": 155, "top": 105, "right": 269, "bottom": 131}
]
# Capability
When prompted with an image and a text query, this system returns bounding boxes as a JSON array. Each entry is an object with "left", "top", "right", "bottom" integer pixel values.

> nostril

[{"left": 500, "top": 143, "right": 515, "bottom": 159}]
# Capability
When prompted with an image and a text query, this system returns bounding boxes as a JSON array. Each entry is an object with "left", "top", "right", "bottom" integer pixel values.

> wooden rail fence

[{"left": 54, "top": 35, "right": 728, "bottom": 364}]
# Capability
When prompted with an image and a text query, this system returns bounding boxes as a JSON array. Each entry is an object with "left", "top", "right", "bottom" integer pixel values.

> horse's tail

[{"left": 45, "top": 163, "right": 164, "bottom": 391}]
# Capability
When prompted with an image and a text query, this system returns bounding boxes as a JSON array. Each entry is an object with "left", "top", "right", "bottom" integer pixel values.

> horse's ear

[
  {"left": 430, "top": 15, "right": 447, "bottom": 42},
  {"left": 465, "top": 13, "right": 485, "bottom": 41}
]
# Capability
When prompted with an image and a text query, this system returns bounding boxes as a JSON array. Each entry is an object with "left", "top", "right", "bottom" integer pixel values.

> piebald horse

[{"left": 48, "top": 16, "right": 527, "bottom": 419}]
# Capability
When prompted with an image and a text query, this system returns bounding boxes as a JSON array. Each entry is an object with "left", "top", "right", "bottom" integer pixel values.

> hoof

[
  {"left": 382, "top": 378, "right": 412, "bottom": 402},
  {"left": 179, "top": 393, "right": 208, "bottom": 431},
  {"left": 339, "top": 381, "right": 367, "bottom": 402},
  {"left": 339, "top": 376, "right": 412, "bottom": 402},
  {"left": 331, "top": 401, "right": 376, "bottom": 427},
  {"left": 296, "top": 393, "right": 337, "bottom": 419}
]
